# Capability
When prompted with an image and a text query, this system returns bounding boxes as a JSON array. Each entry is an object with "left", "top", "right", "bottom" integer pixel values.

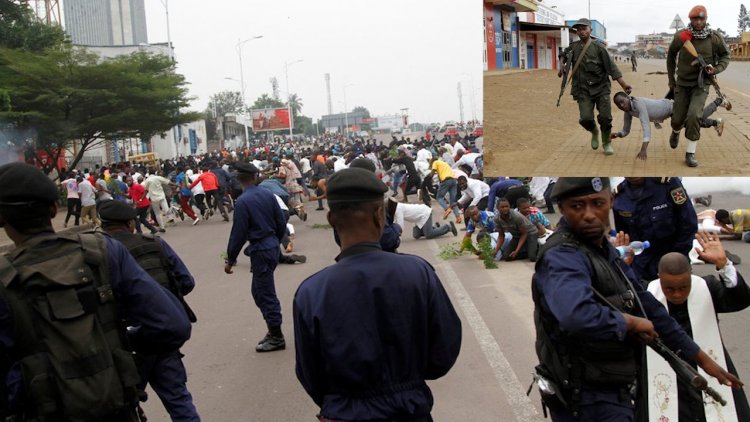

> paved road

[{"left": 133, "top": 187, "right": 750, "bottom": 421}]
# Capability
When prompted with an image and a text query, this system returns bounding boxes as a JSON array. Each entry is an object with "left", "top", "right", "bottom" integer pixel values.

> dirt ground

[{"left": 484, "top": 60, "right": 750, "bottom": 176}]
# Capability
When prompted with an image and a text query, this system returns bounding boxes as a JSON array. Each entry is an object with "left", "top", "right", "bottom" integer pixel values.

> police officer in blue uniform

[
  {"left": 225, "top": 162, "right": 287, "bottom": 353},
  {"left": 98, "top": 200, "right": 200, "bottom": 421},
  {"left": 613, "top": 177, "right": 697, "bottom": 282},
  {"left": 532, "top": 177, "right": 740, "bottom": 422},
  {"left": 293, "top": 168, "right": 462, "bottom": 422},
  {"left": 0, "top": 163, "right": 191, "bottom": 420}
]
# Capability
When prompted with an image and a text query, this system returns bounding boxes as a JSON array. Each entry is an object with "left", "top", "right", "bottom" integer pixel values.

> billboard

[{"left": 251, "top": 107, "right": 291, "bottom": 132}]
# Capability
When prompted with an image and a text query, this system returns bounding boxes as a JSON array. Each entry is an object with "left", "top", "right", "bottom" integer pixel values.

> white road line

[{"left": 427, "top": 241, "right": 541, "bottom": 422}]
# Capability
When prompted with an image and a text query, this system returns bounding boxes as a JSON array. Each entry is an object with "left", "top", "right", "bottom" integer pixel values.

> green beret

[
  {"left": 572, "top": 18, "right": 591, "bottom": 28},
  {"left": 348, "top": 158, "right": 376, "bottom": 173},
  {"left": 326, "top": 168, "right": 388, "bottom": 204},
  {"left": 551, "top": 177, "right": 610, "bottom": 202},
  {"left": 0, "top": 162, "right": 59, "bottom": 205},
  {"left": 98, "top": 200, "right": 137, "bottom": 222}
]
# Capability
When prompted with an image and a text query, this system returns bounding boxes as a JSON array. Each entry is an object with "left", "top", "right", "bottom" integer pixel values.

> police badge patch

[
  {"left": 670, "top": 187, "right": 687, "bottom": 205},
  {"left": 591, "top": 177, "right": 603, "bottom": 192}
]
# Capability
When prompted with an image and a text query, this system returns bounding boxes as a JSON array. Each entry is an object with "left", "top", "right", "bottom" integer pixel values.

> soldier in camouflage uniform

[
  {"left": 560, "top": 18, "right": 632, "bottom": 156},
  {"left": 667, "top": 5, "right": 731, "bottom": 168}
]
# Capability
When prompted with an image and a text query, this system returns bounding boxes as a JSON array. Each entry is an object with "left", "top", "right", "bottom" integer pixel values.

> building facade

[{"left": 64, "top": 0, "right": 148, "bottom": 46}]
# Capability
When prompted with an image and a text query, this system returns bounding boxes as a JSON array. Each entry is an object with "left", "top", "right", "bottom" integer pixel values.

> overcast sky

[
  {"left": 141, "top": 0, "right": 481, "bottom": 124},
  {"left": 546, "top": 0, "right": 746, "bottom": 44}
]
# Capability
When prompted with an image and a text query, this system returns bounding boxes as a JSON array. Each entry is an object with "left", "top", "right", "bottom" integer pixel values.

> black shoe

[
  {"left": 685, "top": 152, "right": 698, "bottom": 167},
  {"left": 256, "top": 335, "right": 285, "bottom": 352},
  {"left": 222, "top": 214, "right": 229, "bottom": 222},
  {"left": 289, "top": 254, "right": 307, "bottom": 264},
  {"left": 705, "top": 194, "right": 712, "bottom": 207},
  {"left": 669, "top": 131, "right": 680, "bottom": 149},
  {"left": 450, "top": 221, "right": 458, "bottom": 236},
  {"left": 315, "top": 207, "right": 325, "bottom": 211},
  {"left": 158, "top": 228, "right": 166, "bottom": 233},
  {"left": 726, "top": 251, "right": 742, "bottom": 265},
  {"left": 257, "top": 332, "right": 271, "bottom": 345}
]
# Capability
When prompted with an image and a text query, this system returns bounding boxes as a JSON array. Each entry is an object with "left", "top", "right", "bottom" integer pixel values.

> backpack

[
  {"left": 0, "top": 233, "right": 140, "bottom": 421},
  {"left": 110, "top": 232, "right": 196, "bottom": 323}
]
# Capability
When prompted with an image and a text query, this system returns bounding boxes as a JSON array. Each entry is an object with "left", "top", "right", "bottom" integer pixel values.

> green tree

[
  {"left": 352, "top": 106, "right": 372, "bottom": 131},
  {"left": 287, "top": 93, "right": 303, "bottom": 117},
  {"left": 0, "top": 46, "right": 200, "bottom": 175},
  {"left": 207, "top": 90, "right": 244, "bottom": 116},
  {"left": 0, "top": 0, "right": 67, "bottom": 51},
  {"left": 740, "top": 4, "right": 749, "bottom": 35},
  {"left": 250, "top": 94, "right": 284, "bottom": 110}
]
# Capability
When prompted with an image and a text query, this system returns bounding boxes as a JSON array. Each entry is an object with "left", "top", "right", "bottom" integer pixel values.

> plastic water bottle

[{"left": 616, "top": 240, "right": 651, "bottom": 257}]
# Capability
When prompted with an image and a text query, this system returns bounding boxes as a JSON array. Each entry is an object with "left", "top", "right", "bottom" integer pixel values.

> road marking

[{"left": 427, "top": 241, "right": 541, "bottom": 422}]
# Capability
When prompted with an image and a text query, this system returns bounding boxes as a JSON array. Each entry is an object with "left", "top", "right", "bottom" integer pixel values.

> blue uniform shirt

[
  {"left": 487, "top": 179, "right": 522, "bottom": 211},
  {"left": 293, "top": 243, "right": 461, "bottom": 420},
  {"left": 226, "top": 184, "right": 286, "bottom": 264},
  {"left": 613, "top": 178, "right": 697, "bottom": 281},
  {"left": 535, "top": 221, "right": 700, "bottom": 405}
]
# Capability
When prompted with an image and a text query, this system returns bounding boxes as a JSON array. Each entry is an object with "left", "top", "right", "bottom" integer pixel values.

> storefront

[{"left": 483, "top": 0, "right": 538, "bottom": 70}]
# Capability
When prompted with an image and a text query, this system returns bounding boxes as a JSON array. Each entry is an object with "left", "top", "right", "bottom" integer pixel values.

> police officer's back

[
  {"left": 0, "top": 163, "right": 191, "bottom": 421},
  {"left": 293, "top": 168, "right": 461, "bottom": 421}
]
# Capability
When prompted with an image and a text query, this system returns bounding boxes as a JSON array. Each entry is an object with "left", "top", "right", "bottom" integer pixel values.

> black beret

[
  {"left": 98, "top": 200, "right": 137, "bottom": 222},
  {"left": 326, "top": 168, "right": 388, "bottom": 204},
  {"left": 0, "top": 162, "right": 59, "bottom": 205},
  {"left": 235, "top": 162, "right": 259, "bottom": 174},
  {"left": 551, "top": 177, "right": 610, "bottom": 202},
  {"left": 348, "top": 158, "right": 376, "bottom": 173}
]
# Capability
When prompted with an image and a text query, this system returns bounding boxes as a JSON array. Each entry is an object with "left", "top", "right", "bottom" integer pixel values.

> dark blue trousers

[
  {"left": 250, "top": 248, "right": 282, "bottom": 326},
  {"left": 138, "top": 351, "right": 200, "bottom": 421}
]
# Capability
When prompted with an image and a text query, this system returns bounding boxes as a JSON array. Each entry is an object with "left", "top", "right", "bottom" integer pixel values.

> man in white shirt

[
  {"left": 452, "top": 150, "right": 481, "bottom": 176},
  {"left": 143, "top": 172, "right": 174, "bottom": 230},
  {"left": 77, "top": 176, "right": 99, "bottom": 227},
  {"left": 386, "top": 197, "right": 457, "bottom": 240},
  {"left": 456, "top": 176, "right": 490, "bottom": 211},
  {"left": 416, "top": 144, "right": 433, "bottom": 164},
  {"left": 449, "top": 135, "right": 465, "bottom": 157}
]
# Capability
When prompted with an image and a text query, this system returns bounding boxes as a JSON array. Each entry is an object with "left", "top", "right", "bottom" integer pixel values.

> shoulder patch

[{"left": 670, "top": 187, "right": 687, "bottom": 205}]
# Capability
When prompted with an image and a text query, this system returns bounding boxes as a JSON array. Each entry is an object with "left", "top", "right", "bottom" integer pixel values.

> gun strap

[{"left": 568, "top": 37, "right": 593, "bottom": 90}]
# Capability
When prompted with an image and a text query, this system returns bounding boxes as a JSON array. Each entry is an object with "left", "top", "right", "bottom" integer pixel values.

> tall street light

[
  {"left": 235, "top": 35, "right": 263, "bottom": 106},
  {"left": 285, "top": 59, "right": 303, "bottom": 138},
  {"left": 343, "top": 83, "right": 354, "bottom": 137}
]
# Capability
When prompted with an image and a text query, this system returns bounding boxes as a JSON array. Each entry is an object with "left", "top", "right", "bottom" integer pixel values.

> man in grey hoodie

[{"left": 610, "top": 92, "right": 728, "bottom": 160}]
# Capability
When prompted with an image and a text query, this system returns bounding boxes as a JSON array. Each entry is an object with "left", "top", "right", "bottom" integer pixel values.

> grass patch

[{"left": 438, "top": 242, "right": 471, "bottom": 260}]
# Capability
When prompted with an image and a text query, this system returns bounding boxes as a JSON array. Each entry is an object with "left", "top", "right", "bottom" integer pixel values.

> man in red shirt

[
  {"left": 127, "top": 175, "right": 162, "bottom": 233},
  {"left": 189, "top": 167, "right": 229, "bottom": 221}
]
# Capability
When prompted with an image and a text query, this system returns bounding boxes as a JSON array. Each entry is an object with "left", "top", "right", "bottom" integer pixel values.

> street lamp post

[
  {"left": 223, "top": 77, "right": 247, "bottom": 148},
  {"left": 285, "top": 59, "right": 303, "bottom": 138},
  {"left": 235, "top": 36, "right": 263, "bottom": 106}
]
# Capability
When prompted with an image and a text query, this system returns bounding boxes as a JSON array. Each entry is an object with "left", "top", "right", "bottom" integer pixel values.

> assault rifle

[
  {"left": 556, "top": 49, "right": 572, "bottom": 107},
  {"left": 646, "top": 335, "right": 727, "bottom": 406}
]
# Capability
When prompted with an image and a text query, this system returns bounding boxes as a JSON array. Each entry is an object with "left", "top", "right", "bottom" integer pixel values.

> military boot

[
  {"left": 601, "top": 130, "right": 614, "bottom": 155},
  {"left": 669, "top": 131, "right": 680, "bottom": 149},
  {"left": 590, "top": 127, "right": 600, "bottom": 150}
]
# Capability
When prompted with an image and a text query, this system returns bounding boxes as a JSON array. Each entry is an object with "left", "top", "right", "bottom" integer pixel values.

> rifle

[
  {"left": 645, "top": 335, "right": 727, "bottom": 406},
  {"left": 591, "top": 283, "right": 727, "bottom": 407},
  {"left": 556, "top": 50, "right": 572, "bottom": 107},
  {"left": 679, "top": 31, "right": 726, "bottom": 102}
]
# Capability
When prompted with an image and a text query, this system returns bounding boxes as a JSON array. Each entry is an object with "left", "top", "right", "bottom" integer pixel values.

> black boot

[
  {"left": 670, "top": 131, "right": 680, "bottom": 149},
  {"left": 256, "top": 325, "right": 285, "bottom": 352}
]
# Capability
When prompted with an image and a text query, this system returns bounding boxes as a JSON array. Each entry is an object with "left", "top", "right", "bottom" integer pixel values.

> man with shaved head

[{"left": 646, "top": 233, "right": 750, "bottom": 421}]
